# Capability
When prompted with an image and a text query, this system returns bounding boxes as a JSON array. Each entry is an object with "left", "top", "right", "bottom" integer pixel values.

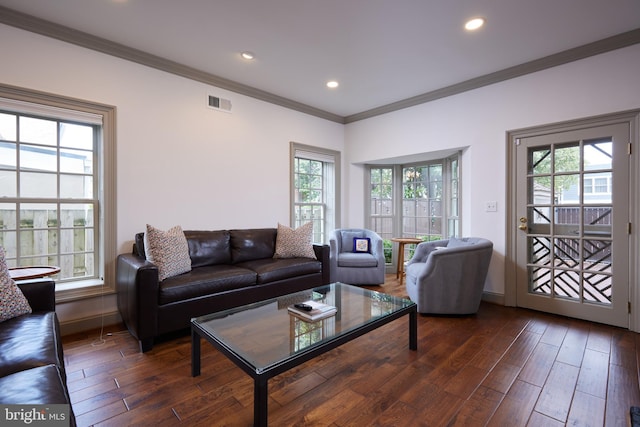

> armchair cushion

[
  {"left": 337, "top": 252, "right": 378, "bottom": 268},
  {"left": 340, "top": 231, "right": 363, "bottom": 252},
  {"left": 447, "top": 237, "right": 475, "bottom": 248}
]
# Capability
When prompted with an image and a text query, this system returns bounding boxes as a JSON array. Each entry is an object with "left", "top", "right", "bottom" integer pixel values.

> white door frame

[{"left": 505, "top": 109, "right": 640, "bottom": 331}]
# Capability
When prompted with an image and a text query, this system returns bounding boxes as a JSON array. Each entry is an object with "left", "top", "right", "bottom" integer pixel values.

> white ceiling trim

[{"left": 1, "top": 6, "right": 639, "bottom": 125}]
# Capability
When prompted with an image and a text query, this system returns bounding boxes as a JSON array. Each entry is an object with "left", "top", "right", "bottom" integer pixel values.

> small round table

[
  {"left": 391, "top": 237, "right": 423, "bottom": 286},
  {"left": 9, "top": 266, "right": 61, "bottom": 281}
]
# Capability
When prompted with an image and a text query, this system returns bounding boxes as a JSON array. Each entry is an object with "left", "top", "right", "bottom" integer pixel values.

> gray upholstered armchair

[
  {"left": 405, "top": 237, "right": 493, "bottom": 314},
  {"left": 329, "top": 228, "right": 386, "bottom": 285}
]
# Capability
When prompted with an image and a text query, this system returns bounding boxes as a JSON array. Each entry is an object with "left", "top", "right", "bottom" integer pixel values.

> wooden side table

[
  {"left": 391, "top": 237, "right": 423, "bottom": 286},
  {"left": 9, "top": 266, "right": 61, "bottom": 281}
]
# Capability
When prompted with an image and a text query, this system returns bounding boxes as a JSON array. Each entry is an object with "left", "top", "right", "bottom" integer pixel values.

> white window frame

[
  {"left": 366, "top": 152, "right": 461, "bottom": 269},
  {"left": 368, "top": 166, "right": 394, "bottom": 265},
  {"left": 584, "top": 176, "right": 612, "bottom": 195},
  {"left": 290, "top": 142, "right": 340, "bottom": 243},
  {"left": 0, "top": 84, "right": 116, "bottom": 301}
]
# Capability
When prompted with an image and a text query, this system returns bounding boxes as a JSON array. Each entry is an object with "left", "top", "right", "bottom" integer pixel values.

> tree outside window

[{"left": 294, "top": 157, "right": 325, "bottom": 242}]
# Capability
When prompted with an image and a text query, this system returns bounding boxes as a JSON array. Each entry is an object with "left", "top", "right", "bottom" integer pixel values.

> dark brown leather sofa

[
  {"left": 0, "top": 278, "right": 75, "bottom": 426},
  {"left": 117, "top": 228, "right": 330, "bottom": 352}
]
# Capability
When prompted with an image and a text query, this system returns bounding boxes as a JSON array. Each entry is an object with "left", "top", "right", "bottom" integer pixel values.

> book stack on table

[{"left": 287, "top": 300, "right": 337, "bottom": 321}]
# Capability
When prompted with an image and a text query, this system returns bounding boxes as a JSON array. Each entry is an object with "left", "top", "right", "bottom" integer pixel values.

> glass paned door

[{"left": 515, "top": 123, "right": 629, "bottom": 327}]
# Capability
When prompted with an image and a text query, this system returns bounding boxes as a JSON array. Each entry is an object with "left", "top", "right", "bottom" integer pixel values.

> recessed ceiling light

[
  {"left": 465, "top": 17, "right": 485, "bottom": 31},
  {"left": 326, "top": 80, "right": 339, "bottom": 89},
  {"left": 241, "top": 51, "right": 255, "bottom": 60}
]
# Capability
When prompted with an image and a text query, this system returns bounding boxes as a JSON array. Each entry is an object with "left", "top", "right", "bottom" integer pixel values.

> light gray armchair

[
  {"left": 329, "top": 228, "right": 385, "bottom": 285},
  {"left": 405, "top": 237, "right": 493, "bottom": 314}
]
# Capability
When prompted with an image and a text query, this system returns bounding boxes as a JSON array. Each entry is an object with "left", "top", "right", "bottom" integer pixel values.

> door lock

[{"left": 518, "top": 217, "right": 528, "bottom": 231}]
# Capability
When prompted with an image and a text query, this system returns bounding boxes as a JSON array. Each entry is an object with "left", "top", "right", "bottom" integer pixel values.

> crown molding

[
  {"left": 344, "top": 28, "right": 640, "bottom": 123},
  {"left": 0, "top": 6, "right": 345, "bottom": 124},
  {"left": 1, "top": 6, "right": 639, "bottom": 125}
]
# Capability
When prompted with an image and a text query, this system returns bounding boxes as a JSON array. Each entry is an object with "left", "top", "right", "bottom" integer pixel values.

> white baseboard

[
  {"left": 482, "top": 291, "right": 505, "bottom": 306},
  {"left": 60, "top": 310, "right": 122, "bottom": 336}
]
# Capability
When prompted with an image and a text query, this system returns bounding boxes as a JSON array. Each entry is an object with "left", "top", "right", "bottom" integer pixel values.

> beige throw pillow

[
  {"left": 0, "top": 246, "right": 32, "bottom": 322},
  {"left": 274, "top": 222, "right": 316, "bottom": 259},
  {"left": 144, "top": 224, "right": 192, "bottom": 281}
]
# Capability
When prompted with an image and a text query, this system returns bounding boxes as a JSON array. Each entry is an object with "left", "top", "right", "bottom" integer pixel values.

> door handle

[{"left": 518, "top": 217, "right": 528, "bottom": 231}]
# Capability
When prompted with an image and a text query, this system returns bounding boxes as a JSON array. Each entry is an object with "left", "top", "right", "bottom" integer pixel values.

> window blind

[
  {"left": 294, "top": 149, "right": 335, "bottom": 163},
  {"left": 0, "top": 97, "right": 103, "bottom": 125}
]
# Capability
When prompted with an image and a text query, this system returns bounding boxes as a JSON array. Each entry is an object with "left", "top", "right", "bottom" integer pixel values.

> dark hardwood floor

[{"left": 62, "top": 276, "right": 640, "bottom": 426}]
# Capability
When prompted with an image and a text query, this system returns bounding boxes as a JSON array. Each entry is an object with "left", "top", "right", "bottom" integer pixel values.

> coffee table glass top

[{"left": 192, "top": 282, "right": 415, "bottom": 373}]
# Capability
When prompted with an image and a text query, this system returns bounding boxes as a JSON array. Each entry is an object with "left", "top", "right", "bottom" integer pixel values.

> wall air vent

[{"left": 207, "top": 95, "right": 232, "bottom": 113}]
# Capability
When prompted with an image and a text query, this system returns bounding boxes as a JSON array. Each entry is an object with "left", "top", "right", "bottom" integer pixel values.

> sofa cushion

[
  {"left": 184, "top": 230, "right": 231, "bottom": 267},
  {"left": 237, "top": 258, "right": 322, "bottom": 285},
  {"left": 337, "top": 252, "right": 379, "bottom": 268},
  {"left": 274, "top": 222, "right": 316, "bottom": 259},
  {"left": 230, "top": 229, "right": 276, "bottom": 263},
  {"left": 0, "top": 246, "right": 32, "bottom": 323},
  {"left": 144, "top": 224, "right": 192, "bottom": 281},
  {"left": 0, "top": 364, "right": 71, "bottom": 405},
  {"left": 159, "top": 265, "right": 257, "bottom": 305},
  {"left": 0, "top": 312, "right": 63, "bottom": 378}
]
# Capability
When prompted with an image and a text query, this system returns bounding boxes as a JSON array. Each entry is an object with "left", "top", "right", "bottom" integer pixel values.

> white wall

[
  {"left": 2, "top": 22, "right": 639, "bottom": 330},
  {"left": 0, "top": 24, "right": 344, "bottom": 330},
  {"left": 344, "top": 43, "right": 640, "bottom": 296}
]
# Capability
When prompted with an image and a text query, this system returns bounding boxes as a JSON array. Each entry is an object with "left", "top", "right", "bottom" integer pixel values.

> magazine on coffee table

[{"left": 287, "top": 300, "right": 337, "bottom": 321}]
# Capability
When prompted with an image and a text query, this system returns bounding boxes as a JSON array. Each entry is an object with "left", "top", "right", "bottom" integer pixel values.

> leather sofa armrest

[
  {"left": 313, "top": 244, "right": 331, "bottom": 285},
  {"left": 116, "top": 253, "right": 160, "bottom": 349},
  {"left": 17, "top": 278, "right": 55, "bottom": 312}
]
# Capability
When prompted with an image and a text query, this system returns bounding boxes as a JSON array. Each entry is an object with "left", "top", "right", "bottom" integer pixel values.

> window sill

[{"left": 55, "top": 278, "right": 114, "bottom": 303}]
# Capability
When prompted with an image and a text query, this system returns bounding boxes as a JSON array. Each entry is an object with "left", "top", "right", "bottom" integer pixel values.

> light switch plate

[{"left": 485, "top": 201, "right": 498, "bottom": 212}]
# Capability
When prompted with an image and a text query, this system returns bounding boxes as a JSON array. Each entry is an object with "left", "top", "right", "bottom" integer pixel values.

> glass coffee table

[{"left": 191, "top": 282, "right": 417, "bottom": 427}]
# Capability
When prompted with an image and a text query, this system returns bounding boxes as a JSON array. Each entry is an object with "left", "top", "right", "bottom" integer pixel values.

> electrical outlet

[{"left": 485, "top": 201, "right": 498, "bottom": 212}]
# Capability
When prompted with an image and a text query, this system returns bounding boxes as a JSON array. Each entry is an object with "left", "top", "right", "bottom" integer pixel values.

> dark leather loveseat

[
  {"left": 0, "top": 278, "right": 75, "bottom": 426},
  {"left": 117, "top": 228, "right": 330, "bottom": 352}
]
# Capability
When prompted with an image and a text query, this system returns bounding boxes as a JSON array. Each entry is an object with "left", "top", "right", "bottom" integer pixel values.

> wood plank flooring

[{"left": 62, "top": 276, "right": 640, "bottom": 426}]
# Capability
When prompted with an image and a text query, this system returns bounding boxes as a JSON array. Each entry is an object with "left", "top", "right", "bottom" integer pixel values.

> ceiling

[{"left": 1, "top": 0, "right": 640, "bottom": 123}]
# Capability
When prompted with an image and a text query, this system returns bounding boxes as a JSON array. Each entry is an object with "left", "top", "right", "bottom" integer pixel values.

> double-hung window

[
  {"left": 0, "top": 86, "right": 116, "bottom": 299},
  {"left": 291, "top": 143, "right": 340, "bottom": 243}
]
